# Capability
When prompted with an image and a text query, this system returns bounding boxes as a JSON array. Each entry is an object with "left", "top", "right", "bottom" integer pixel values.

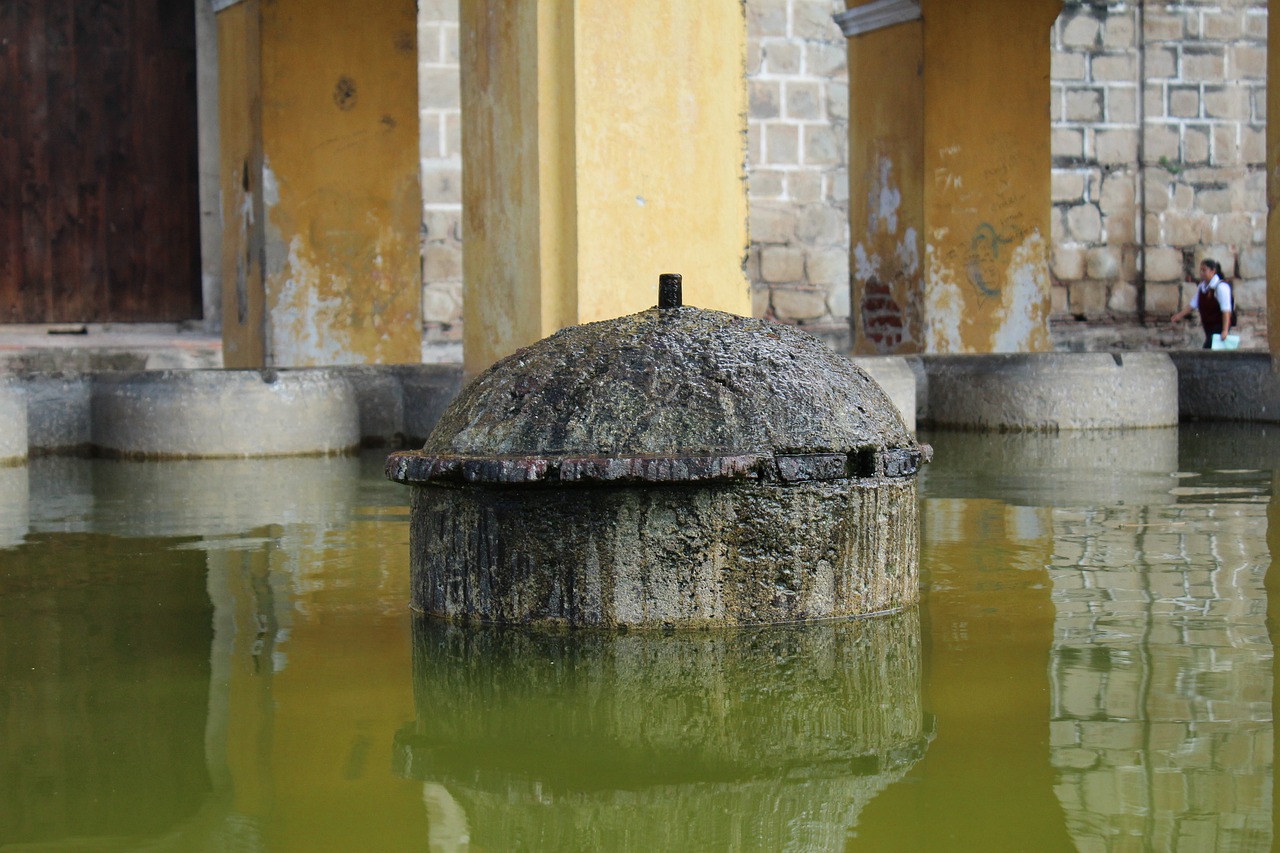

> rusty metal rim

[{"left": 386, "top": 445, "right": 930, "bottom": 487}]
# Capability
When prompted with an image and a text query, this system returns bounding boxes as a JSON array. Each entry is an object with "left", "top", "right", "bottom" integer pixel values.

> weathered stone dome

[
  {"left": 386, "top": 284, "right": 927, "bottom": 627},
  {"left": 425, "top": 305, "right": 914, "bottom": 461}
]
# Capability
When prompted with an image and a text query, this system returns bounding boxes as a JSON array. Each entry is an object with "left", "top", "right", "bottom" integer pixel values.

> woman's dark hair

[{"left": 1201, "top": 258, "right": 1223, "bottom": 277}]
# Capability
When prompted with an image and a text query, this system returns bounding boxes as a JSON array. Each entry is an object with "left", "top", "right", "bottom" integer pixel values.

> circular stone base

[
  {"left": 1168, "top": 351, "right": 1280, "bottom": 423},
  {"left": 91, "top": 369, "right": 360, "bottom": 458},
  {"left": 0, "top": 379, "right": 29, "bottom": 464},
  {"left": 410, "top": 478, "right": 919, "bottom": 627},
  {"left": 921, "top": 352, "right": 1178, "bottom": 430},
  {"left": 849, "top": 356, "right": 916, "bottom": 432},
  {"left": 19, "top": 372, "right": 91, "bottom": 453}
]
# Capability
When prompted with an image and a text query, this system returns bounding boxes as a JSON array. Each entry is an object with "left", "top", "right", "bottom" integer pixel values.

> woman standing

[{"left": 1171, "top": 258, "right": 1233, "bottom": 349}]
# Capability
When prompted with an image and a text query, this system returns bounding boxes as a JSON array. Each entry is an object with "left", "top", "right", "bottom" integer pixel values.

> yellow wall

[
  {"left": 460, "top": 0, "right": 750, "bottom": 376},
  {"left": 921, "top": 0, "right": 1059, "bottom": 353},
  {"left": 847, "top": 0, "right": 1059, "bottom": 354},
  {"left": 218, "top": 0, "right": 422, "bottom": 368},
  {"left": 848, "top": 18, "right": 924, "bottom": 355}
]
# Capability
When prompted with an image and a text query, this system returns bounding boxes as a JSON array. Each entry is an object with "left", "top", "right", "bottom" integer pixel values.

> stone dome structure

[
  {"left": 387, "top": 277, "right": 929, "bottom": 627},
  {"left": 423, "top": 306, "right": 913, "bottom": 461}
]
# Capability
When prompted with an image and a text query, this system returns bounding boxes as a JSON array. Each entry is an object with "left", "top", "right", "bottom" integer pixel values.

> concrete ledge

[
  {"left": 1167, "top": 351, "right": 1280, "bottom": 423},
  {"left": 848, "top": 356, "right": 916, "bottom": 433},
  {"left": 18, "top": 372, "right": 91, "bottom": 454},
  {"left": 919, "top": 352, "right": 1178, "bottom": 430},
  {"left": 0, "top": 379, "right": 28, "bottom": 464},
  {"left": 331, "top": 364, "right": 464, "bottom": 446},
  {"left": 90, "top": 369, "right": 361, "bottom": 458},
  {"left": 332, "top": 365, "right": 409, "bottom": 446},
  {"left": 397, "top": 364, "right": 465, "bottom": 445}
]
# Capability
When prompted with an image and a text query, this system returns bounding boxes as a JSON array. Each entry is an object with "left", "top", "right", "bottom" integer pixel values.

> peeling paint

[
  {"left": 896, "top": 227, "right": 919, "bottom": 276},
  {"left": 874, "top": 157, "right": 901, "bottom": 234},
  {"left": 854, "top": 243, "right": 879, "bottom": 280},
  {"left": 262, "top": 157, "right": 280, "bottom": 208},
  {"left": 991, "top": 231, "right": 1051, "bottom": 353},
  {"left": 219, "top": 0, "right": 422, "bottom": 368},
  {"left": 271, "top": 236, "right": 349, "bottom": 365},
  {"left": 924, "top": 246, "right": 964, "bottom": 353}
]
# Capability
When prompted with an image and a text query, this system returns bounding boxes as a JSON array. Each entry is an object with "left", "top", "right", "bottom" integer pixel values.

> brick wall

[{"left": 1051, "top": 1, "right": 1269, "bottom": 351}]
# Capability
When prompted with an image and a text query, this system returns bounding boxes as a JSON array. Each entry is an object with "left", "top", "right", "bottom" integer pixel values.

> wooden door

[{"left": 0, "top": 0, "right": 201, "bottom": 323}]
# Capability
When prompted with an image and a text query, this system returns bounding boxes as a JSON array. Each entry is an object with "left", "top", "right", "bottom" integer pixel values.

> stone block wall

[
  {"left": 418, "top": 2, "right": 1268, "bottom": 357},
  {"left": 746, "top": 0, "right": 852, "bottom": 349},
  {"left": 1051, "top": 1, "right": 1268, "bottom": 350},
  {"left": 416, "top": 0, "right": 852, "bottom": 357},
  {"left": 418, "top": 0, "right": 464, "bottom": 362}
]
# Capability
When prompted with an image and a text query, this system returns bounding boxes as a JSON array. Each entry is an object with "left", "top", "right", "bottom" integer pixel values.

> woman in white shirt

[{"left": 1171, "top": 258, "right": 1233, "bottom": 349}]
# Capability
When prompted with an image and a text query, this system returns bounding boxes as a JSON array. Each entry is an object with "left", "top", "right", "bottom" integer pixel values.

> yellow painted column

[
  {"left": 847, "top": 12, "right": 924, "bottom": 354},
  {"left": 460, "top": 0, "right": 750, "bottom": 377},
  {"left": 847, "top": 0, "right": 1060, "bottom": 354},
  {"left": 1268, "top": 1, "right": 1280, "bottom": 361},
  {"left": 217, "top": 0, "right": 422, "bottom": 368}
]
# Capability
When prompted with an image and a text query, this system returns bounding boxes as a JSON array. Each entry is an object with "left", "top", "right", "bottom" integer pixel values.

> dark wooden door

[{"left": 0, "top": 0, "right": 201, "bottom": 323}]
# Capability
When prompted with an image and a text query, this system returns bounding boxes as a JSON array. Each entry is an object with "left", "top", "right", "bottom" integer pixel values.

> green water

[{"left": 0, "top": 425, "right": 1274, "bottom": 852}]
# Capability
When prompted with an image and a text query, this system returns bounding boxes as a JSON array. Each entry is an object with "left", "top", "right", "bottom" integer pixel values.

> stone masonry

[
  {"left": 746, "top": 0, "right": 853, "bottom": 350},
  {"left": 419, "top": 2, "right": 1267, "bottom": 357},
  {"left": 416, "top": 0, "right": 852, "bottom": 356},
  {"left": 418, "top": 0, "right": 464, "bottom": 363},
  {"left": 1051, "top": 1, "right": 1269, "bottom": 350}
]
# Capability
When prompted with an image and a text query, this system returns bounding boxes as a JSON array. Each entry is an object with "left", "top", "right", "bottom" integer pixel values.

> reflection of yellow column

[
  {"left": 217, "top": 0, "right": 422, "bottom": 368},
  {"left": 459, "top": 0, "right": 750, "bottom": 377},
  {"left": 1268, "top": 468, "right": 1280, "bottom": 843},
  {"left": 846, "top": 0, "right": 1060, "bottom": 354},
  {"left": 218, "top": 544, "right": 281, "bottom": 827},
  {"left": 214, "top": 518, "right": 425, "bottom": 849},
  {"left": 850, "top": 499, "right": 1075, "bottom": 851},
  {"left": 846, "top": 7, "right": 923, "bottom": 355}
]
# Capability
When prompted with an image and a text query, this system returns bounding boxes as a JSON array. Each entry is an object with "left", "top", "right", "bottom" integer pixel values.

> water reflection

[
  {"left": 25, "top": 454, "right": 363, "bottom": 538},
  {"left": 911, "top": 426, "right": 1275, "bottom": 852},
  {"left": 0, "top": 464, "right": 28, "bottom": 548},
  {"left": 1047, "top": 449, "right": 1273, "bottom": 851},
  {"left": 395, "top": 614, "right": 929, "bottom": 851},
  {"left": 0, "top": 531, "right": 213, "bottom": 846},
  {"left": 0, "top": 452, "right": 423, "bottom": 852},
  {"left": 922, "top": 427, "right": 1180, "bottom": 507},
  {"left": 0, "top": 431, "right": 1274, "bottom": 851}
]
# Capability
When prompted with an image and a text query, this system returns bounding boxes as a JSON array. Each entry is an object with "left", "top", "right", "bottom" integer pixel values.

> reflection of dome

[
  {"left": 389, "top": 292, "right": 929, "bottom": 626},
  {"left": 394, "top": 612, "right": 931, "bottom": 851}
]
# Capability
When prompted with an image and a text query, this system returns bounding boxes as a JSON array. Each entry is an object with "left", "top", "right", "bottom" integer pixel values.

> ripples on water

[{"left": 0, "top": 425, "right": 1274, "bottom": 852}]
